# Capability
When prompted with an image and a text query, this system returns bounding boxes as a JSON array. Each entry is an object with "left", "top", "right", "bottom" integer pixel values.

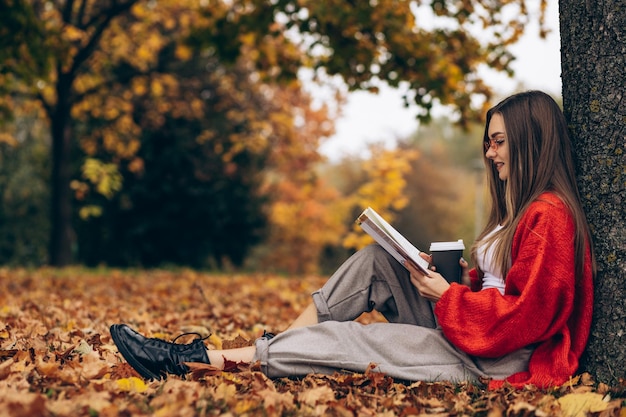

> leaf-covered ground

[{"left": 0, "top": 268, "right": 624, "bottom": 416}]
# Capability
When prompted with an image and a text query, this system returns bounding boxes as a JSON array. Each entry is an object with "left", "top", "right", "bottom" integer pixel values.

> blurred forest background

[{"left": 0, "top": 0, "right": 549, "bottom": 275}]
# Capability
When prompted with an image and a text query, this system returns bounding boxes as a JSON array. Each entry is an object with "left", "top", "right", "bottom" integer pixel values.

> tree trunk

[
  {"left": 43, "top": 1, "right": 139, "bottom": 266},
  {"left": 560, "top": 1, "right": 626, "bottom": 385},
  {"left": 48, "top": 74, "right": 74, "bottom": 266}
]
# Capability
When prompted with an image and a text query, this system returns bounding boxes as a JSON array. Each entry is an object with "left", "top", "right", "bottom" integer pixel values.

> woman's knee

[
  {"left": 359, "top": 244, "right": 391, "bottom": 260},
  {"left": 360, "top": 244, "right": 403, "bottom": 268}
]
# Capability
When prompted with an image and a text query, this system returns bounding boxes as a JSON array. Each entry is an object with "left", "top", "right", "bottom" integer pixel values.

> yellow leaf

[
  {"left": 239, "top": 32, "right": 256, "bottom": 46},
  {"left": 81, "top": 158, "right": 123, "bottom": 199},
  {"left": 63, "top": 25, "right": 85, "bottom": 42},
  {"left": 116, "top": 377, "right": 148, "bottom": 393},
  {"left": 234, "top": 399, "right": 257, "bottom": 414},
  {"left": 131, "top": 3, "right": 148, "bottom": 18},
  {"left": 103, "top": 106, "right": 120, "bottom": 121},
  {"left": 0, "top": 133, "right": 18, "bottom": 146},
  {"left": 131, "top": 78, "right": 148, "bottom": 96},
  {"left": 557, "top": 392, "right": 608, "bottom": 417},
  {"left": 212, "top": 382, "right": 236, "bottom": 400},
  {"left": 208, "top": 333, "right": 222, "bottom": 350},
  {"left": 79, "top": 205, "right": 103, "bottom": 220},
  {"left": 175, "top": 44, "right": 193, "bottom": 61},
  {"left": 151, "top": 78, "right": 164, "bottom": 96},
  {"left": 136, "top": 46, "right": 154, "bottom": 68}
]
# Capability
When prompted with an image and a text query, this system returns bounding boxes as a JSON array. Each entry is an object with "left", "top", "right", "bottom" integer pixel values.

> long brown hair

[{"left": 471, "top": 90, "right": 595, "bottom": 281}]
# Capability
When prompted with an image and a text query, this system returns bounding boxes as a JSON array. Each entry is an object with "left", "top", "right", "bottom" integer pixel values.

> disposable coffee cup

[{"left": 429, "top": 240, "right": 465, "bottom": 283}]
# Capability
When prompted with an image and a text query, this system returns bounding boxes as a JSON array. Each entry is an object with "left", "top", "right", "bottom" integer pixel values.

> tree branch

[
  {"left": 77, "top": 0, "right": 88, "bottom": 28},
  {"left": 36, "top": 90, "right": 53, "bottom": 119},
  {"left": 61, "top": 0, "right": 75, "bottom": 24},
  {"left": 67, "top": 0, "right": 139, "bottom": 81}
]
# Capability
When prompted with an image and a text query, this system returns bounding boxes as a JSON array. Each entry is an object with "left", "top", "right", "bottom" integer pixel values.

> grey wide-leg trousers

[{"left": 254, "top": 244, "right": 532, "bottom": 382}]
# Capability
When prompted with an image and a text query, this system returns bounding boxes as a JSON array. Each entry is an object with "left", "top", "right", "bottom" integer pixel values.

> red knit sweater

[{"left": 434, "top": 192, "right": 594, "bottom": 389}]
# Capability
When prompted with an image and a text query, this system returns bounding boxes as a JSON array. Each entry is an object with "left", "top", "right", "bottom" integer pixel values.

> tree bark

[
  {"left": 560, "top": 0, "right": 626, "bottom": 385},
  {"left": 48, "top": 72, "right": 74, "bottom": 266}
]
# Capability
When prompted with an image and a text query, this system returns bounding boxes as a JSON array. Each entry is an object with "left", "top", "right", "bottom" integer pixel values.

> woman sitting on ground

[{"left": 110, "top": 90, "right": 595, "bottom": 389}]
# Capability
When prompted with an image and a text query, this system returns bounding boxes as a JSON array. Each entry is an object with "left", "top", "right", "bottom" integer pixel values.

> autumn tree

[
  {"left": 1, "top": 0, "right": 546, "bottom": 266},
  {"left": 74, "top": 35, "right": 338, "bottom": 267},
  {"left": 342, "top": 145, "right": 419, "bottom": 251},
  {"left": 197, "top": 0, "right": 545, "bottom": 123},
  {"left": 253, "top": 83, "right": 350, "bottom": 274},
  {"left": 1, "top": 0, "right": 284, "bottom": 266},
  {"left": 560, "top": 1, "right": 626, "bottom": 385},
  {"left": 0, "top": 0, "right": 49, "bottom": 100},
  {"left": 0, "top": 0, "right": 142, "bottom": 265}
]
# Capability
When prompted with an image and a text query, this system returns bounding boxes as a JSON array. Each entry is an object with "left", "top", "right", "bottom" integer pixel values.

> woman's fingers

[
  {"left": 419, "top": 252, "right": 433, "bottom": 263},
  {"left": 409, "top": 269, "right": 450, "bottom": 302},
  {"left": 459, "top": 257, "right": 471, "bottom": 287},
  {"left": 418, "top": 252, "right": 436, "bottom": 272}
]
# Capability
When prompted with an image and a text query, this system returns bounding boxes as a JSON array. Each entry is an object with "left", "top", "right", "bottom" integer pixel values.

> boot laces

[{"left": 171, "top": 332, "right": 211, "bottom": 344}]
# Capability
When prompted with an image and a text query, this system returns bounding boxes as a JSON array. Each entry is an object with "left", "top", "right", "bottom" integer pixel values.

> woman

[{"left": 110, "top": 90, "right": 595, "bottom": 389}]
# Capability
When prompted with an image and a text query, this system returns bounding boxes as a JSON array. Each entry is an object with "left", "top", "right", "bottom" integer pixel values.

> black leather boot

[{"left": 110, "top": 324, "right": 210, "bottom": 380}]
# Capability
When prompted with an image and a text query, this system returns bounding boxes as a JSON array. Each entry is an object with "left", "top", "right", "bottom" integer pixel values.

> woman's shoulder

[
  {"left": 529, "top": 191, "right": 568, "bottom": 211},
  {"left": 522, "top": 192, "right": 573, "bottom": 223},
  {"left": 513, "top": 192, "right": 576, "bottom": 248}
]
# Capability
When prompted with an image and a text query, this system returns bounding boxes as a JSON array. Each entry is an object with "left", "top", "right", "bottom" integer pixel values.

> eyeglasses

[{"left": 484, "top": 138, "right": 505, "bottom": 152}]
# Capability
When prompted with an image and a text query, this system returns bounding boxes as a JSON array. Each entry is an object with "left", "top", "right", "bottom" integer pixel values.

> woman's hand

[
  {"left": 406, "top": 262, "right": 450, "bottom": 302},
  {"left": 460, "top": 258, "right": 471, "bottom": 287},
  {"left": 407, "top": 252, "right": 470, "bottom": 301},
  {"left": 420, "top": 252, "right": 471, "bottom": 288}
]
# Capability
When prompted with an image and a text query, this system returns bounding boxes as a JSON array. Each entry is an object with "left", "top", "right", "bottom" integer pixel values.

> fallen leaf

[
  {"left": 186, "top": 361, "right": 223, "bottom": 378},
  {"left": 178, "top": 325, "right": 211, "bottom": 338},
  {"left": 212, "top": 381, "right": 237, "bottom": 401},
  {"left": 298, "top": 386, "right": 336, "bottom": 406},
  {"left": 222, "top": 334, "right": 253, "bottom": 349},
  {"left": 74, "top": 339, "right": 94, "bottom": 355},
  {"left": 0, "top": 390, "right": 47, "bottom": 417},
  {"left": 0, "top": 328, "right": 9, "bottom": 339},
  {"left": 208, "top": 333, "right": 222, "bottom": 349},
  {"left": 116, "top": 376, "right": 148, "bottom": 393},
  {"left": 558, "top": 392, "right": 608, "bottom": 417}
]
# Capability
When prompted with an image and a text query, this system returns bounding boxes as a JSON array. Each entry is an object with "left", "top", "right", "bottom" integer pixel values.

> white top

[{"left": 476, "top": 224, "right": 506, "bottom": 294}]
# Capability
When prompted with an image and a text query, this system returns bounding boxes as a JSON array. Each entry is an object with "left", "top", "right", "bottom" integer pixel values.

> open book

[{"left": 356, "top": 207, "right": 430, "bottom": 275}]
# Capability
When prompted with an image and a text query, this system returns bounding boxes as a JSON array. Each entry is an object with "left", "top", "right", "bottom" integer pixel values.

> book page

[{"left": 358, "top": 208, "right": 430, "bottom": 274}]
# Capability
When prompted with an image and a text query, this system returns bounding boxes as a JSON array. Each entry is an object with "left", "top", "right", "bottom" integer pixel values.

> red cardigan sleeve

[
  {"left": 434, "top": 193, "right": 594, "bottom": 387},
  {"left": 469, "top": 268, "right": 482, "bottom": 292}
]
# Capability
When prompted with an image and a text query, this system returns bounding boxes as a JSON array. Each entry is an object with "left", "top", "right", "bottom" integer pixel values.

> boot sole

[{"left": 110, "top": 324, "right": 162, "bottom": 380}]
